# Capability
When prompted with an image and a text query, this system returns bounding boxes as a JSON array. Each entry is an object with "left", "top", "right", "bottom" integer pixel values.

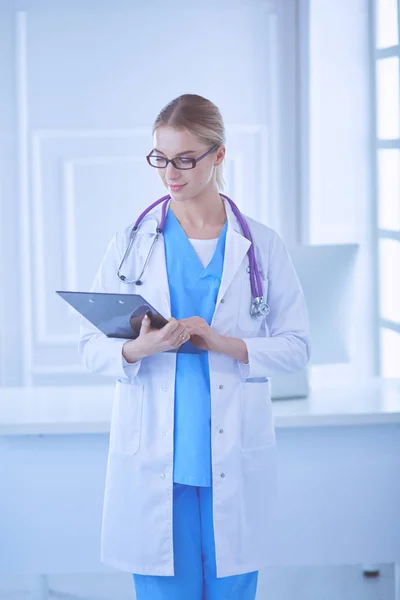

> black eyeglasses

[{"left": 146, "top": 145, "right": 219, "bottom": 170}]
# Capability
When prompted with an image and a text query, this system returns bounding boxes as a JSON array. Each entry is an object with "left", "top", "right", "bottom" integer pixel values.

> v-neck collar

[{"left": 165, "top": 209, "right": 227, "bottom": 275}]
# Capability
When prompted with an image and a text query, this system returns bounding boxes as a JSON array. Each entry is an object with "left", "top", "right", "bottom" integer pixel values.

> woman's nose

[{"left": 165, "top": 162, "right": 180, "bottom": 180}]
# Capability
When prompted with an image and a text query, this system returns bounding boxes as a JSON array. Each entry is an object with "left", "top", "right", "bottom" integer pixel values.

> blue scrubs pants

[{"left": 133, "top": 483, "right": 258, "bottom": 599}]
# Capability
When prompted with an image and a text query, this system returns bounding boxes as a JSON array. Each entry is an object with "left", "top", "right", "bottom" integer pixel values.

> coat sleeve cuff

[
  {"left": 122, "top": 353, "right": 142, "bottom": 378},
  {"left": 238, "top": 356, "right": 251, "bottom": 379},
  {"left": 78, "top": 333, "right": 142, "bottom": 380},
  {"left": 237, "top": 334, "right": 310, "bottom": 380}
]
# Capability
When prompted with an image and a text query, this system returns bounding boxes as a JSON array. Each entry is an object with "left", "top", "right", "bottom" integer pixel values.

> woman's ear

[{"left": 215, "top": 146, "right": 225, "bottom": 166}]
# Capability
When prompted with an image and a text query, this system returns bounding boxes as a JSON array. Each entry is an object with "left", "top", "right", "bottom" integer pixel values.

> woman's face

[{"left": 151, "top": 126, "right": 225, "bottom": 200}]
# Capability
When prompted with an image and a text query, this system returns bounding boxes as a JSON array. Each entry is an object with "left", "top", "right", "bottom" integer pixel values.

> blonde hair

[{"left": 152, "top": 94, "right": 226, "bottom": 190}]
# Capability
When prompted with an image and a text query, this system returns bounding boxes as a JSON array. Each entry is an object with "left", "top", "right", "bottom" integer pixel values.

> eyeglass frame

[{"left": 146, "top": 144, "right": 219, "bottom": 170}]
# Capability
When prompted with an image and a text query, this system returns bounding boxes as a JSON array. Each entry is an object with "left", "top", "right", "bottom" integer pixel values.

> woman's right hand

[{"left": 122, "top": 315, "right": 190, "bottom": 363}]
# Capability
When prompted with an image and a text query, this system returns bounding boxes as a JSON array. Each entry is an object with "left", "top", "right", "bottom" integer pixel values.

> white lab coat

[{"left": 78, "top": 198, "right": 311, "bottom": 578}]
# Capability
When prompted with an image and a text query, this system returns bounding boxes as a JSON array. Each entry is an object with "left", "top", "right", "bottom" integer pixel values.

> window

[
  {"left": 376, "top": 0, "right": 399, "bottom": 48},
  {"left": 377, "top": 149, "right": 400, "bottom": 229},
  {"left": 373, "top": 0, "right": 400, "bottom": 376},
  {"left": 376, "top": 56, "right": 399, "bottom": 138}
]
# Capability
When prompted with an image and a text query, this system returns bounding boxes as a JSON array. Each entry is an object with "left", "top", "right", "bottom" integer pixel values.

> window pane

[
  {"left": 380, "top": 327, "right": 400, "bottom": 377},
  {"left": 376, "top": 0, "right": 399, "bottom": 48},
  {"left": 379, "top": 238, "right": 400, "bottom": 322},
  {"left": 376, "top": 57, "right": 400, "bottom": 139},
  {"left": 378, "top": 149, "right": 400, "bottom": 230}
]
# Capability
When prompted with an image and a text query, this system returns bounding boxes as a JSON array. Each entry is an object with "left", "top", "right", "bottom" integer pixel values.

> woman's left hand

[{"left": 179, "top": 317, "right": 222, "bottom": 352}]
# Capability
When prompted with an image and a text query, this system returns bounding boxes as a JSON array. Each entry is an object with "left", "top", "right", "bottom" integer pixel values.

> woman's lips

[{"left": 168, "top": 184, "right": 186, "bottom": 192}]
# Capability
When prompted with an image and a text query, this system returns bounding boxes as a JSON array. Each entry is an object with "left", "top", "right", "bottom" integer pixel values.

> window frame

[{"left": 370, "top": 0, "right": 400, "bottom": 375}]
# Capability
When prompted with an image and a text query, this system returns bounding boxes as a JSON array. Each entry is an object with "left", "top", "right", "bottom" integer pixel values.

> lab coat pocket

[
  {"left": 109, "top": 379, "right": 144, "bottom": 455},
  {"left": 240, "top": 379, "right": 275, "bottom": 452},
  {"left": 237, "top": 276, "right": 269, "bottom": 333}
]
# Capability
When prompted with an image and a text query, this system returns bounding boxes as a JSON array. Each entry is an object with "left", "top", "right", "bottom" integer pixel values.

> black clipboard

[{"left": 56, "top": 290, "right": 202, "bottom": 354}]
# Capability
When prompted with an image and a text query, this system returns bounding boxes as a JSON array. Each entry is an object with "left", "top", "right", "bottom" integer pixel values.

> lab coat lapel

[{"left": 216, "top": 200, "right": 250, "bottom": 306}]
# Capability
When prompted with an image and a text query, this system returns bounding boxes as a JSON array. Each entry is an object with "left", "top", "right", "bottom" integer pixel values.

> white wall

[
  {"left": 0, "top": 0, "right": 375, "bottom": 388},
  {"left": 0, "top": 0, "right": 300, "bottom": 387},
  {"left": 308, "top": 0, "right": 376, "bottom": 384}
]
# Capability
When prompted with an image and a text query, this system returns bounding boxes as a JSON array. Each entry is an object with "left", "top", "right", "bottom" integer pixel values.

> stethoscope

[{"left": 117, "top": 193, "right": 270, "bottom": 319}]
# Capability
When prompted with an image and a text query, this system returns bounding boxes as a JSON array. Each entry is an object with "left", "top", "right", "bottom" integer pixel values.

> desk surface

[
  {"left": 1, "top": 379, "right": 400, "bottom": 572},
  {"left": 1, "top": 377, "right": 400, "bottom": 435}
]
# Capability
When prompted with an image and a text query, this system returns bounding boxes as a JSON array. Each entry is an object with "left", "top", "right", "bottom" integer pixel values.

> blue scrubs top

[{"left": 163, "top": 209, "right": 227, "bottom": 487}]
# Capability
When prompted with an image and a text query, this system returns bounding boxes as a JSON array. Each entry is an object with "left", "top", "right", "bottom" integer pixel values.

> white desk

[
  {"left": 0, "top": 378, "right": 399, "bottom": 598},
  {"left": 1, "top": 378, "right": 400, "bottom": 436}
]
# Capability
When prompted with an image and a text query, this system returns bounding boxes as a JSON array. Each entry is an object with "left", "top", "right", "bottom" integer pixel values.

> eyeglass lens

[{"left": 148, "top": 156, "right": 195, "bottom": 169}]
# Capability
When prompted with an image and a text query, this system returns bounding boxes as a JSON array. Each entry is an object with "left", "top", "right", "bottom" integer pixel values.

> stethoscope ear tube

[{"left": 117, "top": 227, "right": 137, "bottom": 282}]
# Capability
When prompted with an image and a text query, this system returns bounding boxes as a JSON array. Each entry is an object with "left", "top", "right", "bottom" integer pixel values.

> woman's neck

[{"left": 169, "top": 189, "right": 226, "bottom": 232}]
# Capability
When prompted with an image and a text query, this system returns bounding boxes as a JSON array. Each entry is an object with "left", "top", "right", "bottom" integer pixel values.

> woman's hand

[
  {"left": 179, "top": 317, "right": 222, "bottom": 352},
  {"left": 123, "top": 315, "right": 190, "bottom": 362},
  {"left": 180, "top": 318, "right": 249, "bottom": 362}
]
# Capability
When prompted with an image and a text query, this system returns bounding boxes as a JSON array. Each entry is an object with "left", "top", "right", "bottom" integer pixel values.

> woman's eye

[{"left": 176, "top": 158, "right": 192, "bottom": 166}]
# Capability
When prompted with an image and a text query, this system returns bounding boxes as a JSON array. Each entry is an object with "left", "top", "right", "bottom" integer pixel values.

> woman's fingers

[
  {"left": 172, "top": 326, "right": 190, "bottom": 347},
  {"left": 161, "top": 318, "right": 191, "bottom": 348},
  {"left": 174, "top": 328, "right": 190, "bottom": 347}
]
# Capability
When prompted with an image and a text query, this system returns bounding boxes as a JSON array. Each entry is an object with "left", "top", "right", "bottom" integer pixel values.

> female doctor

[{"left": 78, "top": 93, "right": 311, "bottom": 600}]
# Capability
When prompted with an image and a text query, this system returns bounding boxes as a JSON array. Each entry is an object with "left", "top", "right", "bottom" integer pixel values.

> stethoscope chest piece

[{"left": 250, "top": 297, "right": 270, "bottom": 318}]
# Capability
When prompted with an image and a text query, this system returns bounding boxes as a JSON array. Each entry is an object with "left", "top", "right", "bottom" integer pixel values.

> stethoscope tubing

[{"left": 117, "top": 194, "right": 270, "bottom": 317}]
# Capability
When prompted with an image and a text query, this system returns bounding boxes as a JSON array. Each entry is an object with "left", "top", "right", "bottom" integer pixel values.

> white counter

[
  {"left": 1, "top": 377, "right": 400, "bottom": 435},
  {"left": 1, "top": 377, "right": 399, "bottom": 579}
]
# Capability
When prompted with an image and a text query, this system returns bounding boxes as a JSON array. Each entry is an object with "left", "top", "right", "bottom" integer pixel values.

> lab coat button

[
  {"left": 162, "top": 431, "right": 166, "bottom": 436},
  {"left": 220, "top": 298, "right": 225, "bottom": 304},
  {"left": 218, "top": 384, "right": 224, "bottom": 390},
  {"left": 161, "top": 473, "right": 166, "bottom": 479},
  {"left": 163, "top": 386, "right": 168, "bottom": 392},
  {"left": 221, "top": 473, "right": 225, "bottom": 478},
  {"left": 219, "top": 429, "right": 224, "bottom": 434}
]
